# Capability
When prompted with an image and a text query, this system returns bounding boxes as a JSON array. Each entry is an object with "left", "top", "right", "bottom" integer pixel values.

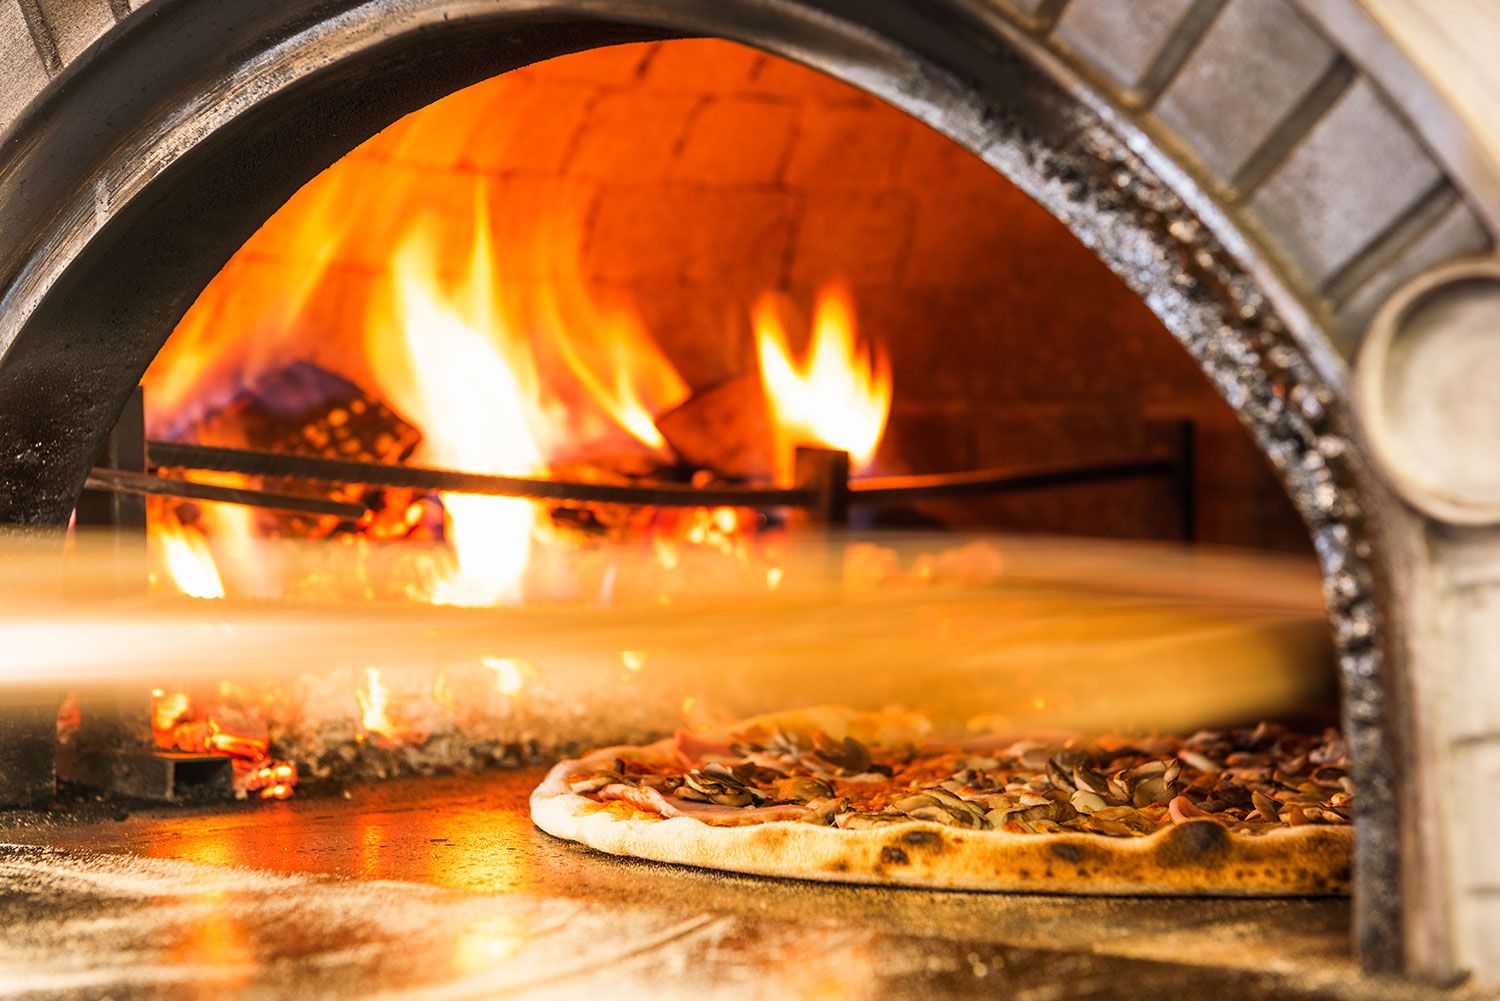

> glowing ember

[
  {"left": 148, "top": 686, "right": 298, "bottom": 798},
  {"left": 754, "top": 284, "right": 893, "bottom": 478}
]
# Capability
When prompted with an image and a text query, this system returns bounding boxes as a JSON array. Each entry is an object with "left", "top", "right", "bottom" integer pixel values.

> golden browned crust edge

[{"left": 530, "top": 708, "right": 1352, "bottom": 898}]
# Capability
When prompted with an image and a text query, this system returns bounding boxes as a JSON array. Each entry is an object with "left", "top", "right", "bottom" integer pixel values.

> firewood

[
  {"left": 656, "top": 372, "right": 776, "bottom": 481},
  {"left": 160, "top": 361, "right": 423, "bottom": 536},
  {"left": 164, "top": 361, "right": 420, "bottom": 467}
]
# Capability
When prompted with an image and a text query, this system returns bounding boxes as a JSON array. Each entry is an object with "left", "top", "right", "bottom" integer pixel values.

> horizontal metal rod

[
  {"left": 146, "top": 441, "right": 817, "bottom": 509},
  {"left": 85, "top": 468, "right": 369, "bottom": 520},
  {"left": 849, "top": 458, "right": 1179, "bottom": 505},
  {"left": 146, "top": 442, "right": 1182, "bottom": 513}
]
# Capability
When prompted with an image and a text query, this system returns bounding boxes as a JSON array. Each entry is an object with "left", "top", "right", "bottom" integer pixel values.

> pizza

[{"left": 530, "top": 705, "right": 1353, "bottom": 896}]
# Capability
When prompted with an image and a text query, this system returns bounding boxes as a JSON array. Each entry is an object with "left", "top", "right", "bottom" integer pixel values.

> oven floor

[{"left": 0, "top": 771, "right": 1465, "bottom": 1000}]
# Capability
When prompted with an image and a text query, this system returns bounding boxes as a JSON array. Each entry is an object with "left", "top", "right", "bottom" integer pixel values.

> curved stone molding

[
  {"left": 1, "top": 1, "right": 1493, "bottom": 353},
  {"left": 1357, "top": 260, "right": 1500, "bottom": 525},
  {"left": 992, "top": 0, "right": 1496, "bottom": 358}
]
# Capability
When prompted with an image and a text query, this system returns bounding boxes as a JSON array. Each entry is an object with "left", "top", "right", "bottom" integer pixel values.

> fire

[
  {"left": 481, "top": 656, "right": 533, "bottom": 698},
  {"left": 154, "top": 522, "right": 226, "bottom": 600},
  {"left": 533, "top": 220, "right": 689, "bottom": 455},
  {"left": 357, "top": 667, "right": 394, "bottom": 742},
  {"left": 149, "top": 685, "right": 298, "bottom": 799},
  {"left": 127, "top": 76, "right": 903, "bottom": 802},
  {"left": 755, "top": 285, "right": 892, "bottom": 478},
  {"left": 369, "top": 214, "right": 550, "bottom": 607}
]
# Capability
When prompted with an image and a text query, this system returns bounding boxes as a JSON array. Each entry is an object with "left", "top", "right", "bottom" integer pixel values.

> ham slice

[
  {"left": 598, "top": 783, "right": 808, "bottom": 824},
  {"left": 1168, "top": 795, "right": 1209, "bottom": 824}
]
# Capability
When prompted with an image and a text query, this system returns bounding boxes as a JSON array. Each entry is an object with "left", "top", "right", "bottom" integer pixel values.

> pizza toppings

[{"left": 564, "top": 720, "right": 1353, "bottom": 837}]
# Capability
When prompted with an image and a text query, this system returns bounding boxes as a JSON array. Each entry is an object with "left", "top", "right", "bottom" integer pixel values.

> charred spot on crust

[
  {"left": 1156, "top": 819, "right": 1230, "bottom": 867},
  {"left": 881, "top": 846, "right": 911, "bottom": 866},
  {"left": 1050, "top": 843, "right": 1084, "bottom": 863},
  {"left": 901, "top": 829, "right": 944, "bottom": 850},
  {"left": 830, "top": 859, "right": 849, "bottom": 872},
  {"left": 1333, "top": 864, "right": 1352, "bottom": 884}
]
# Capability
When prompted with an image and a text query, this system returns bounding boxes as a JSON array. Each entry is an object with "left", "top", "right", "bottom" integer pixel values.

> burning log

[
  {"left": 656, "top": 372, "right": 776, "bottom": 481},
  {"left": 156, "top": 361, "right": 431, "bottom": 541},
  {"left": 162, "top": 361, "right": 421, "bottom": 466},
  {"left": 150, "top": 686, "right": 298, "bottom": 799}
]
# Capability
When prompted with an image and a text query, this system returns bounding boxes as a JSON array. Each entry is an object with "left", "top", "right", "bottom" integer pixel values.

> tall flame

[
  {"left": 370, "top": 210, "right": 547, "bottom": 607},
  {"left": 755, "top": 285, "right": 892, "bottom": 479},
  {"left": 533, "top": 217, "right": 688, "bottom": 455}
]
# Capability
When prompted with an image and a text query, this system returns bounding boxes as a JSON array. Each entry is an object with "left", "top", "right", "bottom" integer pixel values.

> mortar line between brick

[
  {"left": 775, "top": 187, "right": 807, "bottom": 289},
  {"left": 1032, "top": 0, "right": 1073, "bottom": 34},
  {"left": 1132, "top": 0, "right": 1228, "bottom": 111},
  {"left": 14, "top": 0, "right": 61, "bottom": 74},
  {"left": 632, "top": 41, "right": 662, "bottom": 82},
  {"left": 552, "top": 87, "right": 612, "bottom": 178},
  {"left": 1449, "top": 732, "right": 1500, "bottom": 751},
  {"left": 1319, "top": 180, "right": 1460, "bottom": 307},
  {"left": 1228, "top": 57, "right": 1356, "bottom": 202}
]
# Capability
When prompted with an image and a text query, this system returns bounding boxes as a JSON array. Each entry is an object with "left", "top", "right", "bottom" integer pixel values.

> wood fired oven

[{"left": 1, "top": 0, "right": 1499, "bottom": 995}]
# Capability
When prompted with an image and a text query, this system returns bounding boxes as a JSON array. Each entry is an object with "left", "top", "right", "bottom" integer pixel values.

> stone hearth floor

[{"left": 0, "top": 770, "right": 1478, "bottom": 1000}]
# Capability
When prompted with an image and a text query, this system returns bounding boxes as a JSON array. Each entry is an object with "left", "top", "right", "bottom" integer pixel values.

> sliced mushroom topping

[
  {"left": 680, "top": 763, "right": 766, "bottom": 807},
  {"left": 1250, "top": 790, "right": 1282, "bottom": 822},
  {"left": 1071, "top": 763, "right": 1111, "bottom": 797},
  {"left": 811, "top": 734, "right": 872, "bottom": 776},
  {"left": 774, "top": 776, "right": 834, "bottom": 803},
  {"left": 568, "top": 774, "right": 615, "bottom": 794},
  {"left": 893, "top": 789, "right": 989, "bottom": 828},
  {"left": 1070, "top": 789, "right": 1107, "bottom": 815},
  {"left": 571, "top": 719, "right": 1353, "bottom": 838},
  {"left": 1176, "top": 749, "right": 1220, "bottom": 773},
  {"left": 1045, "top": 758, "right": 1075, "bottom": 792},
  {"left": 835, "top": 811, "right": 909, "bottom": 830},
  {"left": 800, "top": 796, "right": 849, "bottom": 825},
  {"left": 637, "top": 773, "right": 684, "bottom": 794},
  {"left": 1007, "top": 800, "right": 1072, "bottom": 825}
]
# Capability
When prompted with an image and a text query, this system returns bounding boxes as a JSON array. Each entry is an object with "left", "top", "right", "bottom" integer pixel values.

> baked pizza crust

[{"left": 530, "top": 707, "right": 1352, "bottom": 897}]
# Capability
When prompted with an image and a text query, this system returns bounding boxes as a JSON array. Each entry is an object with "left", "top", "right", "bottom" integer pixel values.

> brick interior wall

[{"left": 149, "top": 39, "right": 1308, "bottom": 551}]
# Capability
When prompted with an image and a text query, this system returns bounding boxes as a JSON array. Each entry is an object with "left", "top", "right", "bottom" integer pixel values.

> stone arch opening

[{"left": 3, "top": 0, "right": 1494, "bottom": 980}]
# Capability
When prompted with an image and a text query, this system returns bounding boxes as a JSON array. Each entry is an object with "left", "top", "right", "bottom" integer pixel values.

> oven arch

[{"left": 0, "top": 0, "right": 1494, "bottom": 981}]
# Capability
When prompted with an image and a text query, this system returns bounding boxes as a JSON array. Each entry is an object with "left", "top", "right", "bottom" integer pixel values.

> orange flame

[
  {"left": 357, "top": 667, "right": 394, "bottom": 742},
  {"left": 754, "top": 285, "right": 892, "bottom": 479},
  {"left": 532, "top": 213, "right": 689, "bottom": 455},
  {"left": 148, "top": 685, "right": 297, "bottom": 798},
  {"left": 153, "top": 522, "right": 226, "bottom": 600},
  {"left": 480, "top": 656, "right": 534, "bottom": 698},
  {"left": 369, "top": 211, "right": 548, "bottom": 607}
]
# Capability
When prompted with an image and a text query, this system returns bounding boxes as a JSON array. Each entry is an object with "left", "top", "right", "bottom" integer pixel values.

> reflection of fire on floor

[{"left": 0, "top": 772, "right": 1428, "bottom": 1001}]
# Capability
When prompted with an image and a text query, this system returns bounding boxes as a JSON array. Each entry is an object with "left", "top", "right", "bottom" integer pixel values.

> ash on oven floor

[{"left": 0, "top": 771, "right": 1470, "bottom": 1001}]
